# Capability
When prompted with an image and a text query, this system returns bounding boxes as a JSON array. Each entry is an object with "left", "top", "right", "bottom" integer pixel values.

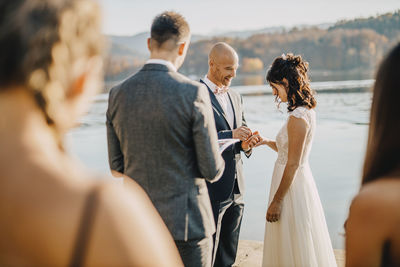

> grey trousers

[{"left": 175, "top": 235, "right": 213, "bottom": 267}]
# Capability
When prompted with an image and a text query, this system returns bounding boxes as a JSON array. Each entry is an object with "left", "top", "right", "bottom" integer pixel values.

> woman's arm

[
  {"left": 253, "top": 131, "right": 278, "bottom": 152},
  {"left": 260, "top": 138, "right": 278, "bottom": 152},
  {"left": 266, "top": 116, "right": 307, "bottom": 222}
]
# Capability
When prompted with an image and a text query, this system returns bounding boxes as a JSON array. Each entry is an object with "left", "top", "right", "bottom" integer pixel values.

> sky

[{"left": 99, "top": 0, "right": 400, "bottom": 36}]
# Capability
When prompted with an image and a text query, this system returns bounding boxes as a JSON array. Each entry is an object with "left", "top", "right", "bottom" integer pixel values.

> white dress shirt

[
  {"left": 145, "top": 59, "right": 177, "bottom": 72},
  {"left": 203, "top": 76, "right": 235, "bottom": 129}
]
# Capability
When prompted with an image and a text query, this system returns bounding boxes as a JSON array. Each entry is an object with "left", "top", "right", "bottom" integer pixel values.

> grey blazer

[{"left": 106, "top": 63, "right": 224, "bottom": 241}]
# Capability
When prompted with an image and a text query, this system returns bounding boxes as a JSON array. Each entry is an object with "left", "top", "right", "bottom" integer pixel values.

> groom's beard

[{"left": 222, "top": 76, "right": 233, "bottom": 86}]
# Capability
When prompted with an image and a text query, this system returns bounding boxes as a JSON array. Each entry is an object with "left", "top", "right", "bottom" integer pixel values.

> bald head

[
  {"left": 208, "top": 42, "right": 238, "bottom": 64},
  {"left": 207, "top": 42, "right": 239, "bottom": 87}
]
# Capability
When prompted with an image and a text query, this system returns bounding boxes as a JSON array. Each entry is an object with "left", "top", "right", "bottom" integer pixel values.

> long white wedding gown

[{"left": 262, "top": 106, "right": 337, "bottom": 267}]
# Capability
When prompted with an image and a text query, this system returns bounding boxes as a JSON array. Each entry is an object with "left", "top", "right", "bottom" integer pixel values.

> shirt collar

[
  {"left": 203, "top": 76, "right": 229, "bottom": 95},
  {"left": 145, "top": 59, "right": 177, "bottom": 72},
  {"left": 203, "top": 76, "right": 218, "bottom": 92}
]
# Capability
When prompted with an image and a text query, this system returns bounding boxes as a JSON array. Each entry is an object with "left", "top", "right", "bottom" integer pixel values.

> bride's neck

[{"left": 0, "top": 87, "right": 62, "bottom": 161}]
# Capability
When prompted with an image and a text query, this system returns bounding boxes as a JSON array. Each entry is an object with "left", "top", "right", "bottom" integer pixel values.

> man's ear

[
  {"left": 178, "top": 42, "right": 186, "bottom": 56},
  {"left": 209, "top": 59, "right": 214, "bottom": 68},
  {"left": 147, "top": 38, "right": 151, "bottom": 52}
]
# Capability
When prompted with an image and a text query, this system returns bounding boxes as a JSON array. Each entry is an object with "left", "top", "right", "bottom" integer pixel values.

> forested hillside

[{"left": 105, "top": 10, "right": 400, "bottom": 82}]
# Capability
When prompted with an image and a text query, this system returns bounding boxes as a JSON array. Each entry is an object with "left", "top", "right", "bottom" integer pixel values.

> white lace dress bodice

[{"left": 275, "top": 106, "right": 316, "bottom": 166}]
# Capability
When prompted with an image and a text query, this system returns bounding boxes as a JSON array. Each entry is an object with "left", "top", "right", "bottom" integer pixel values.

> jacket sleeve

[
  {"left": 218, "top": 130, "right": 233, "bottom": 139},
  {"left": 192, "top": 84, "right": 225, "bottom": 183},
  {"left": 106, "top": 94, "right": 125, "bottom": 173}
]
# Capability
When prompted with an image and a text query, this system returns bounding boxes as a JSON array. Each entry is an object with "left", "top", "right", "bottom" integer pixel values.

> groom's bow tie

[{"left": 214, "top": 86, "right": 229, "bottom": 95}]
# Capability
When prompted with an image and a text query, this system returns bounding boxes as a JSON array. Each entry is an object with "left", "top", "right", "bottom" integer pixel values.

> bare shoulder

[
  {"left": 356, "top": 178, "right": 400, "bottom": 205},
  {"left": 346, "top": 178, "right": 400, "bottom": 267},
  {"left": 350, "top": 178, "right": 400, "bottom": 220},
  {"left": 96, "top": 178, "right": 157, "bottom": 221},
  {"left": 288, "top": 107, "right": 311, "bottom": 128},
  {"left": 287, "top": 115, "right": 308, "bottom": 134},
  {"left": 87, "top": 179, "right": 182, "bottom": 266}
]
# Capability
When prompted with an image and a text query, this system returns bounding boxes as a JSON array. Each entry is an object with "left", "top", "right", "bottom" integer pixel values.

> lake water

[{"left": 66, "top": 83, "right": 372, "bottom": 249}]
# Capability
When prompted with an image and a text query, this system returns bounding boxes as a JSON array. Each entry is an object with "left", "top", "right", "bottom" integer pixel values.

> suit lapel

[{"left": 200, "top": 79, "right": 232, "bottom": 130}]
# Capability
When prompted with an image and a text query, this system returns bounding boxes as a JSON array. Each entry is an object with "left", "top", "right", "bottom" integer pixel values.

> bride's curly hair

[{"left": 266, "top": 53, "right": 316, "bottom": 112}]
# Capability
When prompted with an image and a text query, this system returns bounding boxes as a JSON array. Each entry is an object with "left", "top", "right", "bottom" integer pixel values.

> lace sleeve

[{"left": 289, "top": 107, "right": 309, "bottom": 126}]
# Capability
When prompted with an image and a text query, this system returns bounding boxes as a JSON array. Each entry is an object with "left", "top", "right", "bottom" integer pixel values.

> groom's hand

[
  {"left": 241, "top": 133, "right": 260, "bottom": 151},
  {"left": 232, "top": 126, "right": 252, "bottom": 141}
]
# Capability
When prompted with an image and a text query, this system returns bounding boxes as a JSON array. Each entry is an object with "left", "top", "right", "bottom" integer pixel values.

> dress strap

[{"left": 69, "top": 185, "right": 101, "bottom": 267}]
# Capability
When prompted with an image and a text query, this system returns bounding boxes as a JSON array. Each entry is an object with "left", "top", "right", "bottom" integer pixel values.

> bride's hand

[
  {"left": 253, "top": 132, "right": 268, "bottom": 147},
  {"left": 266, "top": 199, "right": 282, "bottom": 222}
]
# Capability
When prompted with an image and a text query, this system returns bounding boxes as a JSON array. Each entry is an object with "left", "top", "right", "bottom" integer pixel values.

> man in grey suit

[{"left": 106, "top": 11, "right": 224, "bottom": 267}]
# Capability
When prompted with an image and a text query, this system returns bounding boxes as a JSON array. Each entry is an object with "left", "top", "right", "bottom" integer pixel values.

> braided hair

[{"left": 0, "top": 0, "right": 104, "bottom": 143}]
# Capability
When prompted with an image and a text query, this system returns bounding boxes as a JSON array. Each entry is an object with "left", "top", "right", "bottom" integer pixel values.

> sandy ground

[{"left": 233, "top": 240, "right": 345, "bottom": 267}]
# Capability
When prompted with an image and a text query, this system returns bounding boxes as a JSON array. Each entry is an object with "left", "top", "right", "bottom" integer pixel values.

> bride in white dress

[{"left": 256, "top": 54, "right": 337, "bottom": 267}]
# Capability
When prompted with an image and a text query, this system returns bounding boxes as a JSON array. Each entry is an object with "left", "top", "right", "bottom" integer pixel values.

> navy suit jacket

[{"left": 200, "top": 79, "right": 251, "bottom": 202}]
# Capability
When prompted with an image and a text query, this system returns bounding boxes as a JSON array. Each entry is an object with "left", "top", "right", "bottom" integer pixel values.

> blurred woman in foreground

[
  {"left": 0, "top": 0, "right": 182, "bottom": 266},
  {"left": 345, "top": 43, "right": 400, "bottom": 266}
]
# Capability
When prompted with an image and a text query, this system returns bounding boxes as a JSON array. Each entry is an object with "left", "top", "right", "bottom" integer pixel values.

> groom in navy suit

[{"left": 200, "top": 42, "right": 259, "bottom": 267}]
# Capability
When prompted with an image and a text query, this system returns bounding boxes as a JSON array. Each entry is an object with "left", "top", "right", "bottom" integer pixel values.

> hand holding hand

[
  {"left": 253, "top": 131, "right": 268, "bottom": 148},
  {"left": 266, "top": 199, "right": 283, "bottom": 223},
  {"left": 232, "top": 126, "right": 252, "bottom": 141},
  {"left": 241, "top": 132, "right": 260, "bottom": 151}
]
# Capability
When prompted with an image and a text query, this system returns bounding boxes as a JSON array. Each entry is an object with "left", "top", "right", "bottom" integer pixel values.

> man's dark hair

[{"left": 150, "top": 11, "right": 190, "bottom": 47}]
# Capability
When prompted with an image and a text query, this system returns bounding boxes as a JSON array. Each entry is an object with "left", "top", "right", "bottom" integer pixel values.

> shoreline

[{"left": 234, "top": 240, "right": 345, "bottom": 267}]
